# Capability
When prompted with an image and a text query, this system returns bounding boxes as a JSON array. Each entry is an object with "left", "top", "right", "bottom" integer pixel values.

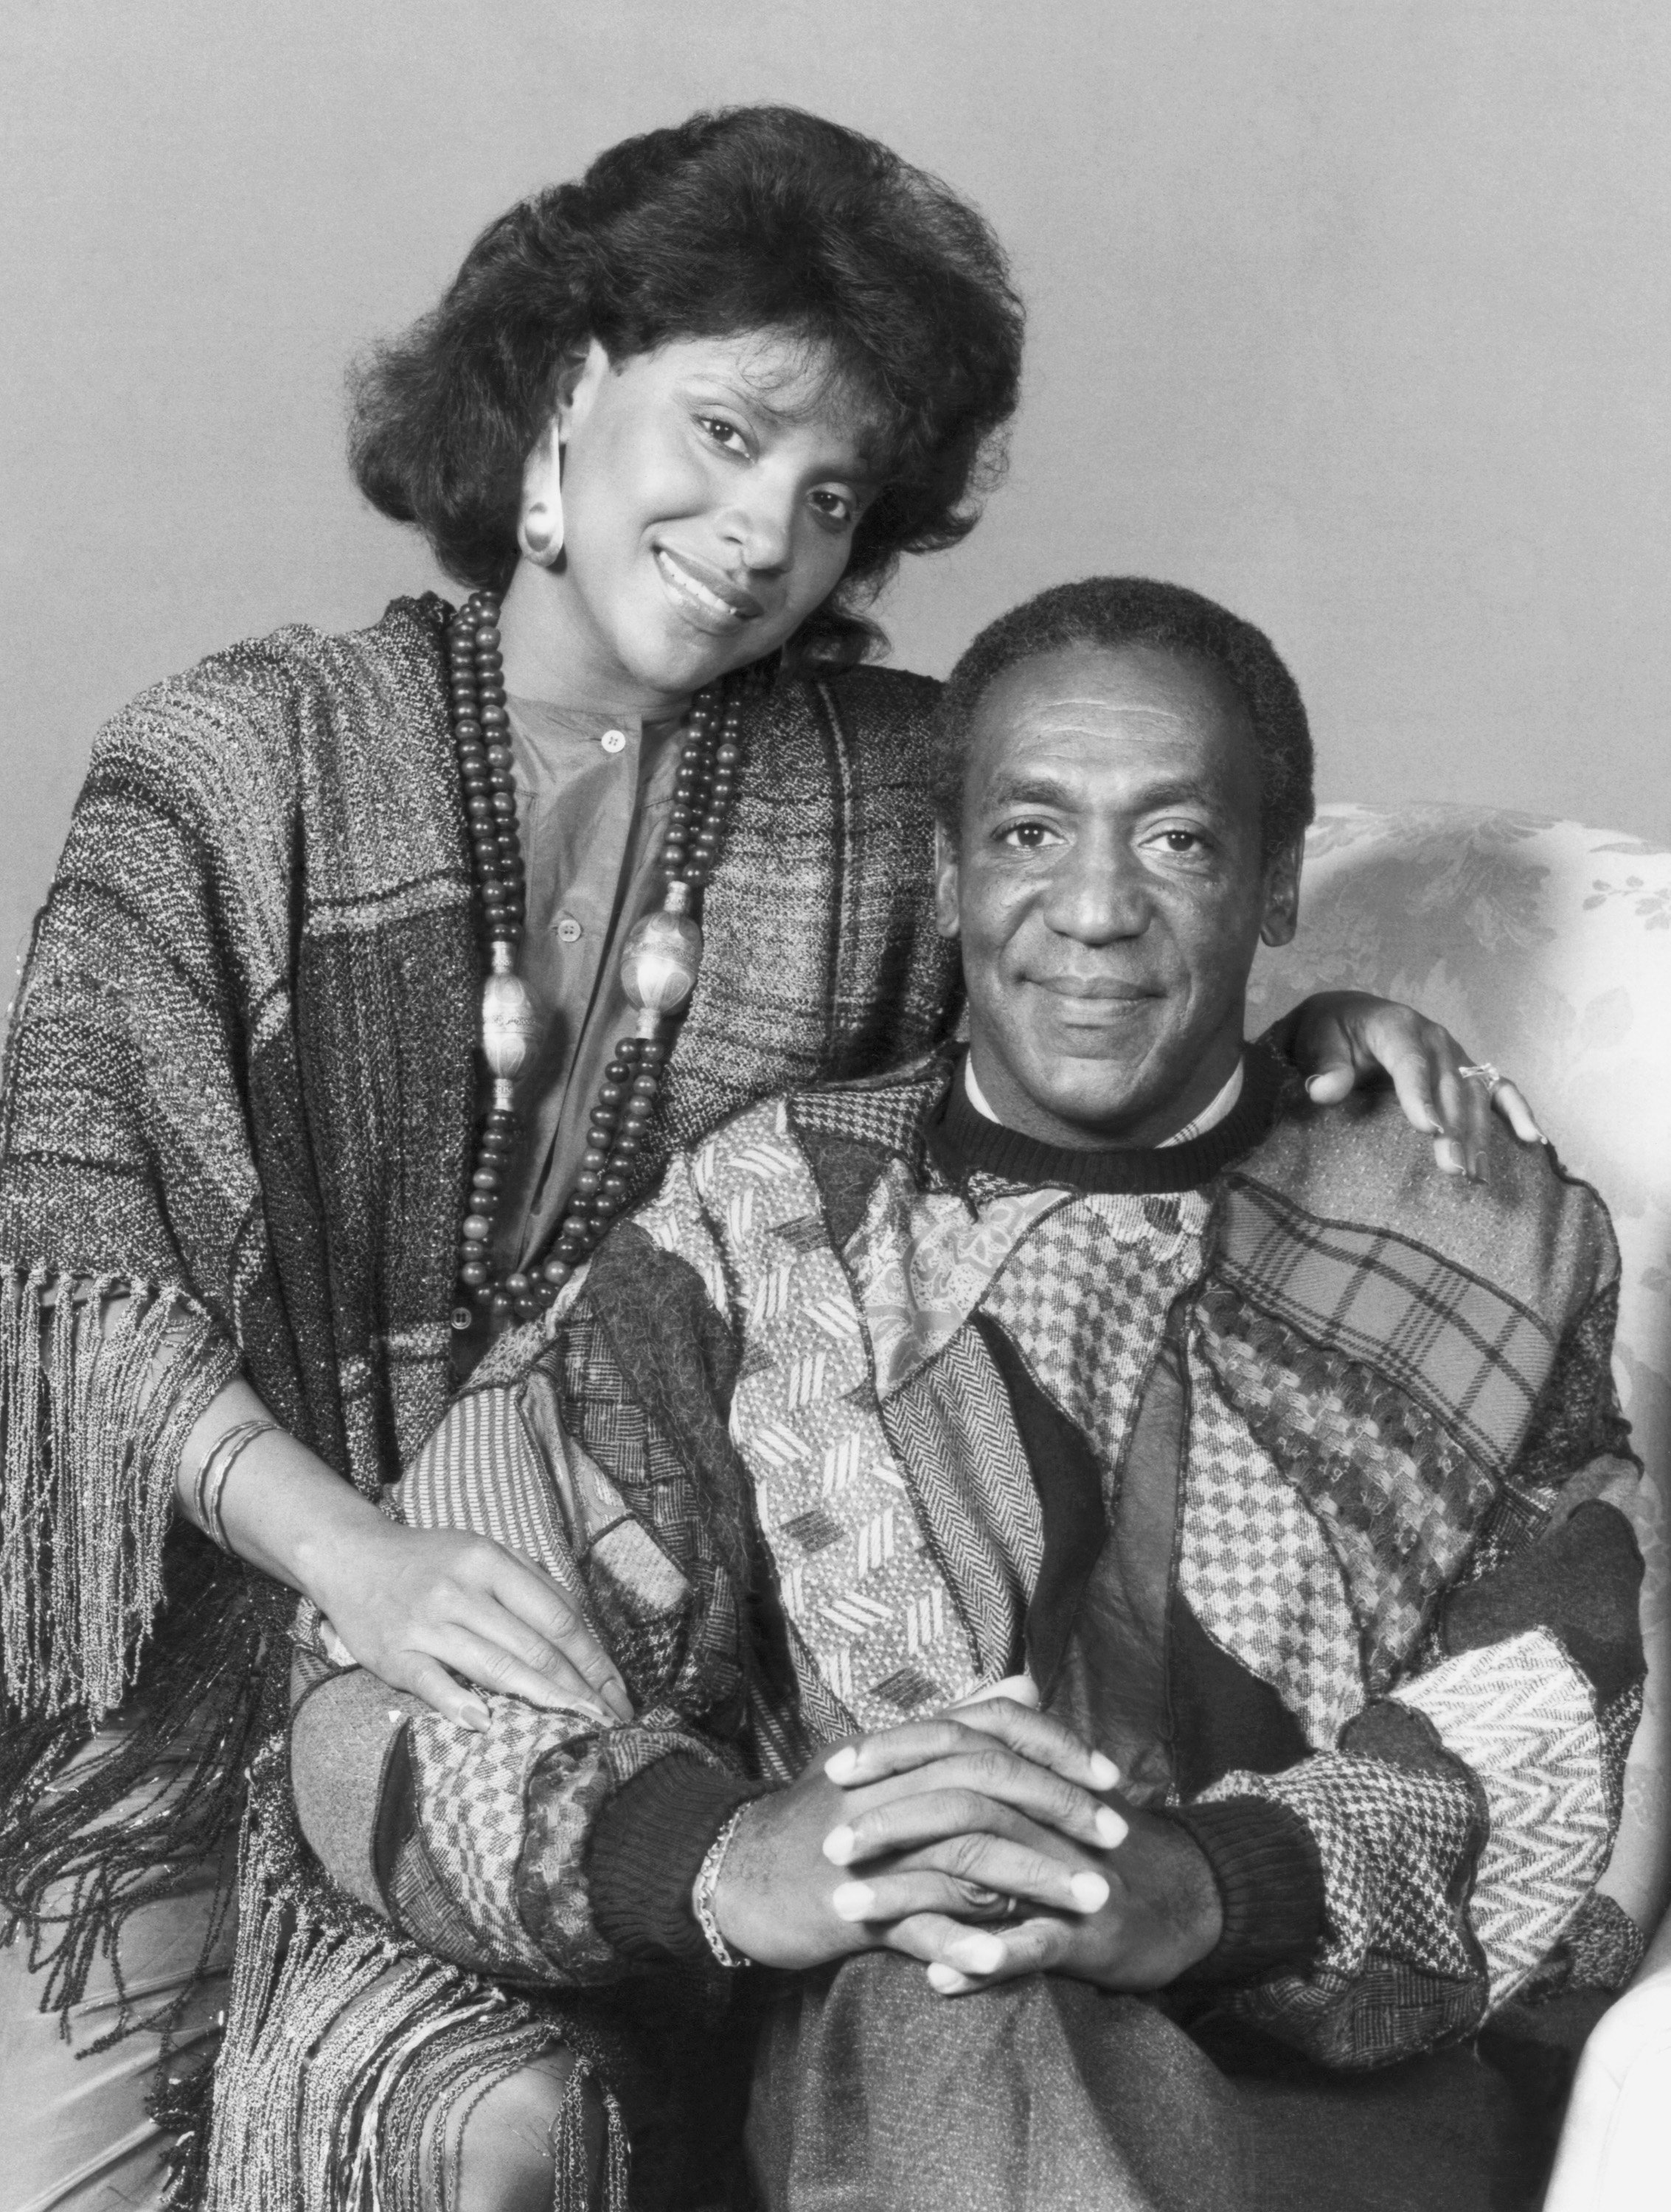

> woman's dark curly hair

[
  {"left": 934, "top": 577, "right": 1316, "bottom": 856},
  {"left": 350, "top": 105, "right": 1024, "bottom": 668}
]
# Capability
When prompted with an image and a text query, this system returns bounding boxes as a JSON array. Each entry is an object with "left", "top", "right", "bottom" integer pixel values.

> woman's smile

[{"left": 651, "top": 543, "right": 768, "bottom": 630}]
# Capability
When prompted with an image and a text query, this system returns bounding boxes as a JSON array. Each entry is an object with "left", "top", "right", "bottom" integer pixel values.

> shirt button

[
  {"left": 600, "top": 728, "right": 628, "bottom": 756},
  {"left": 556, "top": 914, "right": 583, "bottom": 945}
]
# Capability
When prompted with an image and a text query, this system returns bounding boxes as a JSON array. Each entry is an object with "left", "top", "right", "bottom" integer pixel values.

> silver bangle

[
  {"left": 192, "top": 1419, "right": 278, "bottom": 1553},
  {"left": 692, "top": 1804, "right": 752, "bottom": 1970}
]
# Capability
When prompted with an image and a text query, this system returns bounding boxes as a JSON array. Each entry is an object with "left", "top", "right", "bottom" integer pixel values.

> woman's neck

[{"left": 497, "top": 560, "right": 693, "bottom": 722}]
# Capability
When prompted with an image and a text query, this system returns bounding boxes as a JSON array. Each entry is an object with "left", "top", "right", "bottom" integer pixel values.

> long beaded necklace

[{"left": 447, "top": 591, "right": 748, "bottom": 1331}]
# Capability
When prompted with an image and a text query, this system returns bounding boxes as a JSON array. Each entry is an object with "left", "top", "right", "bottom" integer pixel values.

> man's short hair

[{"left": 933, "top": 576, "right": 1316, "bottom": 856}]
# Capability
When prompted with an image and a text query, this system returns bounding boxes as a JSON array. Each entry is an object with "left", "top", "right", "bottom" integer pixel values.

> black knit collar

[{"left": 926, "top": 1040, "right": 1289, "bottom": 1195}]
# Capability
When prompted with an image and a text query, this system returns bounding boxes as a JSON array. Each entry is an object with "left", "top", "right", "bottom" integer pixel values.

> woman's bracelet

[
  {"left": 692, "top": 1804, "right": 753, "bottom": 1970},
  {"left": 192, "top": 1419, "right": 279, "bottom": 1554}
]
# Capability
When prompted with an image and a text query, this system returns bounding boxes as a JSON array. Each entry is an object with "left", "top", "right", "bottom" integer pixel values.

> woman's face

[{"left": 532, "top": 330, "right": 881, "bottom": 708}]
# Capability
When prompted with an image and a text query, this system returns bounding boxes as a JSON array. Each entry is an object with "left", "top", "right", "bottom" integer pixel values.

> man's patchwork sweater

[{"left": 291, "top": 1045, "right": 1645, "bottom": 2070}]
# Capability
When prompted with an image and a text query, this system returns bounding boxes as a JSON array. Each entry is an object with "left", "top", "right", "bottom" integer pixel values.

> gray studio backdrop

[{"left": 4, "top": 0, "right": 1668, "bottom": 972}]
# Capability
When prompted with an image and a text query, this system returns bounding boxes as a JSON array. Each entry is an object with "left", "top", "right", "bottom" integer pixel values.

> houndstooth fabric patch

[
  {"left": 787, "top": 1054, "right": 949, "bottom": 1162},
  {"left": 980, "top": 1191, "right": 1209, "bottom": 1490},
  {"left": 1180, "top": 1333, "right": 1363, "bottom": 1748},
  {"left": 1394, "top": 1627, "right": 1611, "bottom": 2005},
  {"left": 408, "top": 1700, "right": 602, "bottom": 1980},
  {"left": 1203, "top": 1746, "right": 1481, "bottom": 1991}
]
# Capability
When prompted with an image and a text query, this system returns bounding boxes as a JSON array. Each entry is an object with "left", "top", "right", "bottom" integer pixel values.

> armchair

[{"left": 1248, "top": 801, "right": 1671, "bottom": 2208}]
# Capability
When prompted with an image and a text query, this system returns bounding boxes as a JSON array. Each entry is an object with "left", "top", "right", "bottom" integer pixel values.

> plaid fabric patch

[
  {"left": 1217, "top": 1174, "right": 1559, "bottom": 1480},
  {"left": 1180, "top": 1335, "right": 1363, "bottom": 1748},
  {"left": 979, "top": 1191, "right": 1209, "bottom": 1489},
  {"left": 1394, "top": 1627, "right": 1611, "bottom": 2006},
  {"left": 1195, "top": 1284, "right": 1498, "bottom": 1691}
]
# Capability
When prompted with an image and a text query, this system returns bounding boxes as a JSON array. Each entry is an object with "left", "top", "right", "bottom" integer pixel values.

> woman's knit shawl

[{"left": 0, "top": 595, "right": 956, "bottom": 1980}]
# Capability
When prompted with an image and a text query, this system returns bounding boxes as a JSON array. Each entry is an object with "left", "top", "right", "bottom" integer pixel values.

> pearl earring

[
  {"left": 517, "top": 489, "right": 564, "bottom": 566},
  {"left": 517, "top": 429, "right": 565, "bottom": 566}
]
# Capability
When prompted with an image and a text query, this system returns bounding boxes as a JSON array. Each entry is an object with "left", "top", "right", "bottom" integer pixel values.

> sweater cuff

[
  {"left": 1165, "top": 1795, "right": 1325, "bottom": 1983},
  {"left": 588, "top": 1753, "right": 765, "bottom": 1967}
]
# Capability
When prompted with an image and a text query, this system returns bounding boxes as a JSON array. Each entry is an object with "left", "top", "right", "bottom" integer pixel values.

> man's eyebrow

[{"left": 979, "top": 768, "right": 1228, "bottom": 815}]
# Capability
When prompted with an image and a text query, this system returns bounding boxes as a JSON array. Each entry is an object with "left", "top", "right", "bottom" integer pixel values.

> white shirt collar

[{"left": 962, "top": 1052, "right": 1245, "bottom": 1148}]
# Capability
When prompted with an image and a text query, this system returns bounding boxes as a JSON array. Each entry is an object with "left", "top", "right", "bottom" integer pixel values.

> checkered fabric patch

[
  {"left": 1217, "top": 1174, "right": 1559, "bottom": 1481},
  {"left": 1180, "top": 1336, "right": 1363, "bottom": 1749},
  {"left": 1205, "top": 1746, "right": 1481, "bottom": 1992},
  {"left": 1195, "top": 1284, "right": 1498, "bottom": 1691},
  {"left": 980, "top": 1190, "right": 1209, "bottom": 1489},
  {"left": 409, "top": 1701, "right": 596, "bottom": 1980},
  {"left": 1394, "top": 1627, "right": 1611, "bottom": 2005}
]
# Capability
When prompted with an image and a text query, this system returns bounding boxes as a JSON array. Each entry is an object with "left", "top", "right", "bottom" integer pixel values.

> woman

[{"left": 0, "top": 105, "right": 1531, "bottom": 2211}]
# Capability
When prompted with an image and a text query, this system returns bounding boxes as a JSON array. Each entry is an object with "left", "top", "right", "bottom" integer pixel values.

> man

[{"left": 285, "top": 579, "right": 1644, "bottom": 2210}]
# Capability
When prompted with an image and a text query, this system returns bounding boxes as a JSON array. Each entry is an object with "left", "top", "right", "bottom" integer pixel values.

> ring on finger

[{"left": 1457, "top": 1062, "right": 1507, "bottom": 1099}]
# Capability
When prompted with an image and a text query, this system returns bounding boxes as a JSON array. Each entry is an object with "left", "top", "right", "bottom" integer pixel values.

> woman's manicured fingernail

[
  {"left": 948, "top": 1933, "right": 1005, "bottom": 1975},
  {"left": 927, "top": 1963, "right": 972, "bottom": 1994},
  {"left": 459, "top": 1701, "right": 490, "bottom": 1733},
  {"left": 1095, "top": 1806, "right": 1128, "bottom": 1848},
  {"left": 602, "top": 1681, "right": 634, "bottom": 1722},
  {"left": 831, "top": 1882, "right": 875, "bottom": 1921},
  {"left": 1467, "top": 1152, "right": 1487, "bottom": 1183},
  {"left": 824, "top": 1746, "right": 860, "bottom": 1784},
  {"left": 823, "top": 1824, "right": 858, "bottom": 1865},
  {"left": 1435, "top": 1138, "right": 1467, "bottom": 1175},
  {"left": 1088, "top": 1751, "right": 1119, "bottom": 1790},
  {"left": 1069, "top": 1871, "right": 1110, "bottom": 1912}
]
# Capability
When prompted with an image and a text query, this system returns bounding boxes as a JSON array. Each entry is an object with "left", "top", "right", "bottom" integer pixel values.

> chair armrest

[{"left": 1542, "top": 1911, "right": 1671, "bottom": 2212}]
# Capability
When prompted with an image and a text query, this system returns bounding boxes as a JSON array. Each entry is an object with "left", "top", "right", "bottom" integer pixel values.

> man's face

[{"left": 935, "top": 639, "right": 1301, "bottom": 1149}]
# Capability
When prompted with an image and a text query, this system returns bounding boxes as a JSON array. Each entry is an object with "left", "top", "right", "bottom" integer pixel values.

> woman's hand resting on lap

[
  {"left": 301, "top": 1514, "right": 634, "bottom": 1731},
  {"left": 175, "top": 1376, "right": 633, "bottom": 1730}
]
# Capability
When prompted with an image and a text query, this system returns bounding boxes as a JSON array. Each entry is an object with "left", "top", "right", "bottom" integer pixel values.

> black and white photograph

[{"left": 1, "top": 5, "right": 1667, "bottom": 2208}]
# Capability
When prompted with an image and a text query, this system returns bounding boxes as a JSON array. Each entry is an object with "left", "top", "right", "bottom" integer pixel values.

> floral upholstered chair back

[{"left": 1247, "top": 803, "right": 1671, "bottom": 1941}]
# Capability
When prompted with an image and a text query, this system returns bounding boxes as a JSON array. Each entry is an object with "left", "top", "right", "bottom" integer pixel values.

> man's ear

[
  {"left": 1259, "top": 835, "right": 1303, "bottom": 948},
  {"left": 933, "top": 820, "right": 961, "bottom": 940}
]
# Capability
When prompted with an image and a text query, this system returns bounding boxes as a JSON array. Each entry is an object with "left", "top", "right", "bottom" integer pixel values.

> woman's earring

[{"left": 517, "top": 433, "right": 565, "bottom": 567}]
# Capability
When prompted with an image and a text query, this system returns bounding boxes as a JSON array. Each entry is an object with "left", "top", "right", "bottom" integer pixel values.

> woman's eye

[
  {"left": 697, "top": 416, "right": 749, "bottom": 455},
  {"left": 809, "top": 489, "right": 855, "bottom": 526}
]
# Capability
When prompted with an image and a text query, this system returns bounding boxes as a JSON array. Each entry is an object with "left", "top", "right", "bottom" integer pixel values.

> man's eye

[
  {"left": 1154, "top": 828, "right": 1209, "bottom": 855},
  {"left": 998, "top": 821, "right": 1057, "bottom": 850}
]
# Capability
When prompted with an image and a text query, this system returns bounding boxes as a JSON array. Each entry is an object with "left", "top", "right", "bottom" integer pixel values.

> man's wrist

[{"left": 1164, "top": 1797, "right": 1324, "bottom": 1983}]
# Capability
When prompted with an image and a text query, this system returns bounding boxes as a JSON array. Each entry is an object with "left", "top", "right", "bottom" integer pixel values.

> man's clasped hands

[{"left": 708, "top": 1681, "right": 1224, "bottom": 1999}]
